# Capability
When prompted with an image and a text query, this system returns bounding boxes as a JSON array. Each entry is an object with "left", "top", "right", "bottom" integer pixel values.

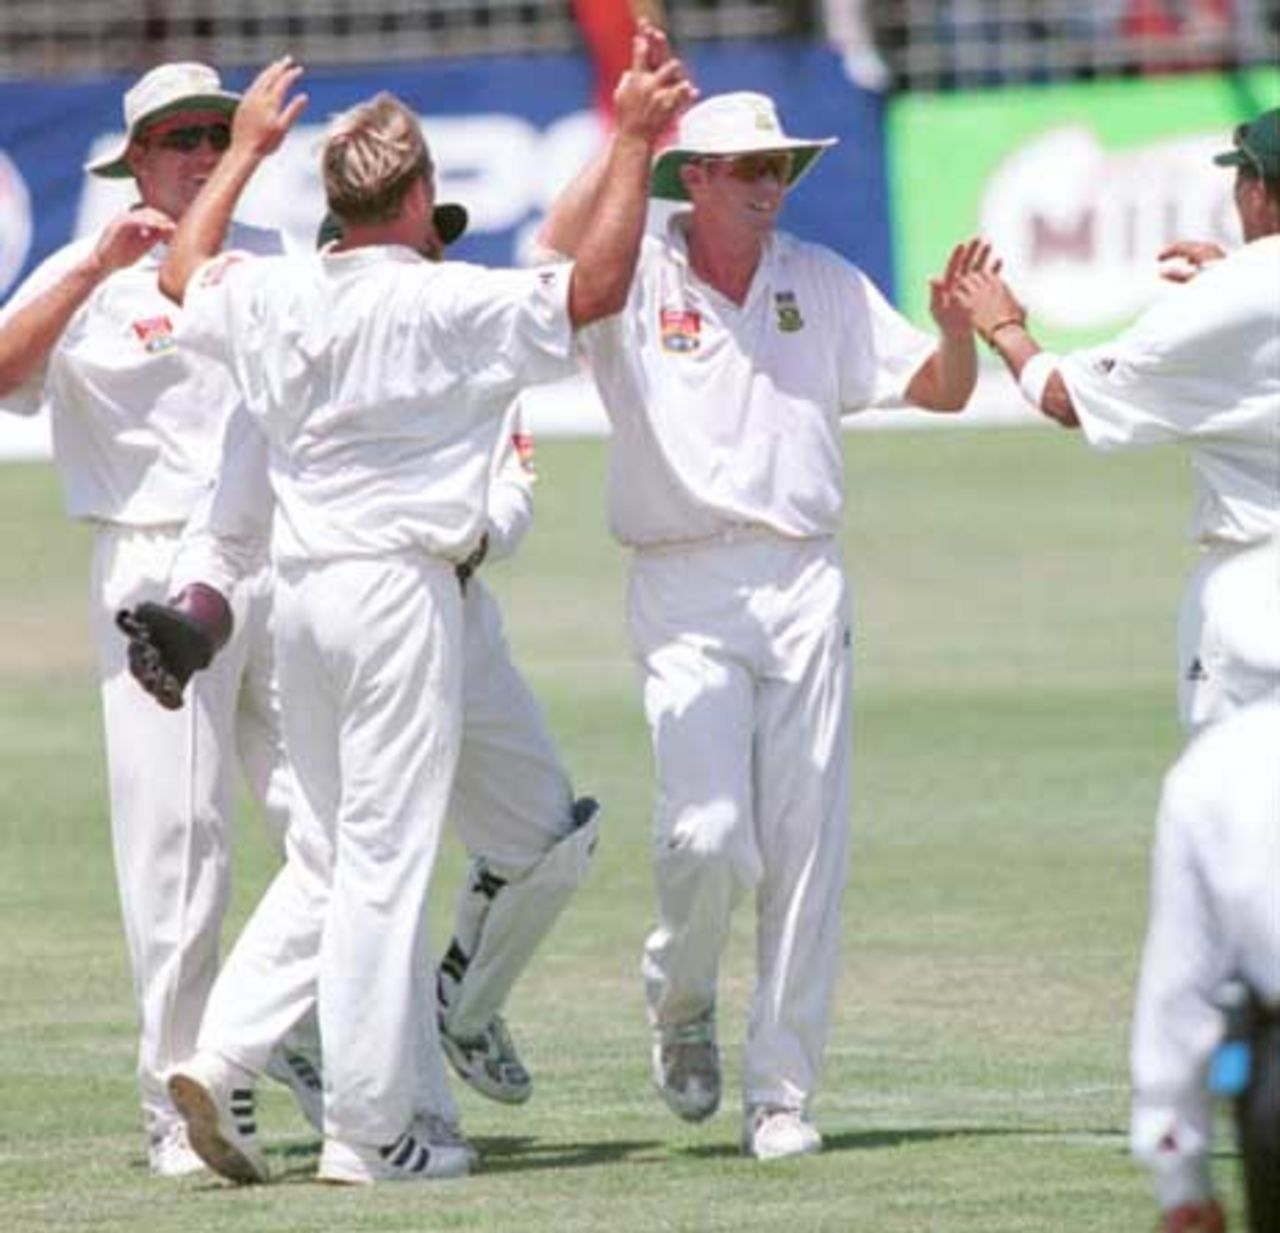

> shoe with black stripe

[
  {"left": 167, "top": 1052, "right": 269, "bottom": 1184},
  {"left": 316, "top": 1117, "right": 473, "bottom": 1184},
  {"left": 264, "top": 1045, "right": 324, "bottom": 1132}
]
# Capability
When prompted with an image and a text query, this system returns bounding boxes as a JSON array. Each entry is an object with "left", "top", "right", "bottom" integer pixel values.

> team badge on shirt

[
  {"left": 131, "top": 316, "right": 176, "bottom": 355},
  {"left": 774, "top": 291, "right": 804, "bottom": 333},
  {"left": 660, "top": 308, "right": 701, "bottom": 353}
]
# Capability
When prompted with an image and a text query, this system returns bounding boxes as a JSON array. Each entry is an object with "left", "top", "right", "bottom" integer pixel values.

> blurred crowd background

[{"left": 1, "top": 1, "right": 1276, "bottom": 91}]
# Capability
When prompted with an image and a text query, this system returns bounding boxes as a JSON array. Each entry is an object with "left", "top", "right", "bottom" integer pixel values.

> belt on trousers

[{"left": 631, "top": 523, "right": 824, "bottom": 557}]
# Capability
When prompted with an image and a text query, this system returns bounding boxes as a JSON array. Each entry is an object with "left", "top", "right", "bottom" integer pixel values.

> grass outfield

[{"left": 0, "top": 426, "right": 1245, "bottom": 1232}]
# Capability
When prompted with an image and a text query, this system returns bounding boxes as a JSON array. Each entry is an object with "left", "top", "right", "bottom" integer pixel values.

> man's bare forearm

[{"left": 159, "top": 149, "right": 259, "bottom": 304}]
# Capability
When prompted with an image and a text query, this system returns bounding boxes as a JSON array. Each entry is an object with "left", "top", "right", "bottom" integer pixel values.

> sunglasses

[
  {"left": 149, "top": 123, "right": 232, "bottom": 154},
  {"left": 700, "top": 152, "right": 794, "bottom": 183}
]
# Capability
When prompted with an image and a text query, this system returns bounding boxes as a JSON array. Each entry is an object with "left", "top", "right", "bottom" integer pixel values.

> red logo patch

[
  {"left": 659, "top": 308, "right": 700, "bottom": 353},
  {"left": 131, "top": 316, "right": 175, "bottom": 355}
]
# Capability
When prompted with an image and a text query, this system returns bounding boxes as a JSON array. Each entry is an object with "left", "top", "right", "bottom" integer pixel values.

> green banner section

[{"left": 889, "top": 70, "right": 1280, "bottom": 350}]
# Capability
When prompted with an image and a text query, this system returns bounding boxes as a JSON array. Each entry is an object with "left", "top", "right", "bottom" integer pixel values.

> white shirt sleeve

[
  {"left": 169, "top": 403, "right": 273, "bottom": 594},
  {"left": 1129, "top": 759, "right": 1224, "bottom": 1208},
  {"left": 428, "top": 261, "right": 576, "bottom": 400},
  {"left": 1060, "top": 270, "right": 1253, "bottom": 451},
  {"left": 838, "top": 265, "right": 937, "bottom": 412},
  {"left": 483, "top": 402, "right": 536, "bottom": 562},
  {"left": 0, "top": 240, "right": 96, "bottom": 418},
  {"left": 176, "top": 250, "right": 259, "bottom": 370}
]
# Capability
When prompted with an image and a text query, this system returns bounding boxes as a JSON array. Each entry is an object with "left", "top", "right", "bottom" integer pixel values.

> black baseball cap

[
  {"left": 1213, "top": 107, "right": 1280, "bottom": 179},
  {"left": 315, "top": 202, "right": 469, "bottom": 249}
]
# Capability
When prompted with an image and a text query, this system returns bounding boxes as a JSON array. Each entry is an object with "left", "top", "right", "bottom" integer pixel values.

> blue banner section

[{"left": 0, "top": 41, "right": 894, "bottom": 304}]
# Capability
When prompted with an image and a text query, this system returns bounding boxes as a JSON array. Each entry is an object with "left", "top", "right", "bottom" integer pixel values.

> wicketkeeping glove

[
  {"left": 115, "top": 582, "right": 234, "bottom": 711},
  {"left": 1159, "top": 1200, "right": 1226, "bottom": 1233}
]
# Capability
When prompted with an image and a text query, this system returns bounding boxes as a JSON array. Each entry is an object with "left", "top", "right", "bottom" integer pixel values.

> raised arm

[
  {"left": 159, "top": 56, "right": 307, "bottom": 304},
  {"left": 541, "top": 21, "right": 687, "bottom": 267},
  {"left": 564, "top": 25, "right": 696, "bottom": 327},
  {"left": 0, "top": 209, "right": 173, "bottom": 395},
  {"left": 952, "top": 267, "right": 1079, "bottom": 428},
  {"left": 903, "top": 238, "right": 991, "bottom": 413}
]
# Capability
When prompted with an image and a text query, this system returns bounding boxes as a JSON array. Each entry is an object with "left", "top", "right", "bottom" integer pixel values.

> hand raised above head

[
  {"left": 230, "top": 55, "right": 310, "bottom": 160},
  {"left": 613, "top": 31, "right": 698, "bottom": 143}
]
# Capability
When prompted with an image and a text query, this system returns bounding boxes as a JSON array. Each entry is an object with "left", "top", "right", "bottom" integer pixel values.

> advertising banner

[
  {"left": 888, "top": 68, "right": 1280, "bottom": 349},
  {"left": 0, "top": 42, "right": 891, "bottom": 303},
  {"left": 0, "top": 41, "right": 894, "bottom": 455}
]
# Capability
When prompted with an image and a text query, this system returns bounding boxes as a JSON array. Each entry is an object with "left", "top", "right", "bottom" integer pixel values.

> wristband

[
  {"left": 981, "top": 316, "right": 1024, "bottom": 347},
  {"left": 1017, "top": 351, "right": 1061, "bottom": 409}
]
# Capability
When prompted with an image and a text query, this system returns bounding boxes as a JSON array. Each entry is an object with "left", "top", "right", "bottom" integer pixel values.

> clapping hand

[{"left": 929, "top": 238, "right": 1003, "bottom": 338}]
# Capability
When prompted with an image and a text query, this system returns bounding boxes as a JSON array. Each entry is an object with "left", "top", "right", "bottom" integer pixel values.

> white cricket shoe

[
  {"left": 420, "top": 1111, "right": 481, "bottom": 1171},
  {"left": 652, "top": 1010, "right": 720, "bottom": 1123},
  {"left": 264, "top": 1046, "right": 324, "bottom": 1133},
  {"left": 741, "top": 1106, "right": 823, "bottom": 1161},
  {"left": 167, "top": 1052, "right": 269, "bottom": 1184},
  {"left": 440, "top": 1015, "right": 532, "bottom": 1105},
  {"left": 316, "top": 1117, "right": 474, "bottom": 1184},
  {"left": 147, "top": 1121, "right": 207, "bottom": 1178}
]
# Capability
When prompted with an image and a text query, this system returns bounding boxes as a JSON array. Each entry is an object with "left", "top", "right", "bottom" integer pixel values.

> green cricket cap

[{"left": 1213, "top": 107, "right": 1280, "bottom": 180}]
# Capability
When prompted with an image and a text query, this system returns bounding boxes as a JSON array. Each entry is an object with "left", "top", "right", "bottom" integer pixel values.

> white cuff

[{"left": 1018, "top": 351, "right": 1061, "bottom": 409}]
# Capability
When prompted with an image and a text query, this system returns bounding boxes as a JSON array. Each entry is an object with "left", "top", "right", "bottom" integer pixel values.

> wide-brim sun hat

[
  {"left": 650, "top": 92, "right": 837, "bottom": 203},
  {"left": 315, "top": 203, "right": 469, "bottom": 249},
  {"left": 86, "top": 62, "right": 241, "bottom": 179}
]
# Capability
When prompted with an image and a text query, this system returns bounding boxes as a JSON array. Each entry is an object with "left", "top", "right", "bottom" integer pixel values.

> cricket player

[
  {"left": 1131, "top": 691, "right": 1280, "bottom": 1233},
  {"left": 0, "top": 62, "right": 319, "bottom": 1175},
  {"left": 954, "top": 106, "right": 1280, "bottom": 735},
  {"left": 167, "top": 380, "right": 602, "bottom": 1112},
  {"left": 539, "top": 41, "right": 989, "bottom": 1159},
  {"left": 133, "top": 42, "right": 691, "bottom": 1185}
]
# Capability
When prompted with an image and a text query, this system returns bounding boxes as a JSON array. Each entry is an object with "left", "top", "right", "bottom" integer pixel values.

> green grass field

[{"left": 0, "top": 426, "right": 1245, "bottom": 1232}]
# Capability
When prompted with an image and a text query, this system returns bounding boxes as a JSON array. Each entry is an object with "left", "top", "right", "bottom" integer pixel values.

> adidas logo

[{"left": 1186, "top": 657, "right": 1209, "bottom": 682}]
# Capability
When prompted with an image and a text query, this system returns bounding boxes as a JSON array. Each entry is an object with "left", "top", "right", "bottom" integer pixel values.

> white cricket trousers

[
  {"left": 197, "top": 552, "right": 464, "bottom": 1146},
  {"left": 90, "top": 522, "right": 289, "bottom": 1145},
  {"left": 1177, "top": 538, "right": 1280, "bottom": 734},
  {"left": 629, "top": 532, "right": 852, "bottom": 1114},
  {"left": 452, "top": 578, "right": 574, "bottom": 869}
]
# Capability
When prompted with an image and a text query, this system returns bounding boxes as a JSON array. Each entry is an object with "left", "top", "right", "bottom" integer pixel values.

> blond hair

[{"left": 322, "top": 92, "right": 431, "bottom": 224}]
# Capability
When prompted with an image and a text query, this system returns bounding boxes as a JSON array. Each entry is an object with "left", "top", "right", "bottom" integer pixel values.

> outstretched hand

[
  {"left": 613, "top": 20, "right": 698, "bottom": 144},
  {"left": 230, "top": 55, "right": 309, "bottom": 160},
  {"left": 929, "top": 238, "right": 1002, "bottom": 337}
]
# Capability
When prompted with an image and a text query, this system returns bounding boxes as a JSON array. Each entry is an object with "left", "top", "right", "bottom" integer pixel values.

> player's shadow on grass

[
  {"left": 679, "top": 1124, "right": 1040, "bottom": 1161},
  {"left": 234, "top": 1134, "right": 666, "bottom": 1183},
  {"left": 468, "top": 1134, "right": 665, "bottom": 1173}
]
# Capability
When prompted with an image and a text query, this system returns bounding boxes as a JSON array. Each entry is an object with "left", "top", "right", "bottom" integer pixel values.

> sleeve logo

[
  {"left": 198, "top": 252, "right": 246, "bottom": 288},
  {"left": 512, "top": 430, "right": 536, "bottom": 473}
]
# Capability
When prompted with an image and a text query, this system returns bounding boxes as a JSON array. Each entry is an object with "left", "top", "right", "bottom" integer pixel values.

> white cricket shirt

[
  {"left": 1130, "top": 697, "right": 1280, "bottom": 1202},
  {"left": 0, "top": 222, "right": 281, "bottom": 525},
  {"left": 1061, "top": 235, "right": 1280, "bottom": 547},
  {"left": 577, "top": 217, "right": 936, "bottom": 548},
  {"left": 179, "top": 245, "right": 574, "bottom": 567}
]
